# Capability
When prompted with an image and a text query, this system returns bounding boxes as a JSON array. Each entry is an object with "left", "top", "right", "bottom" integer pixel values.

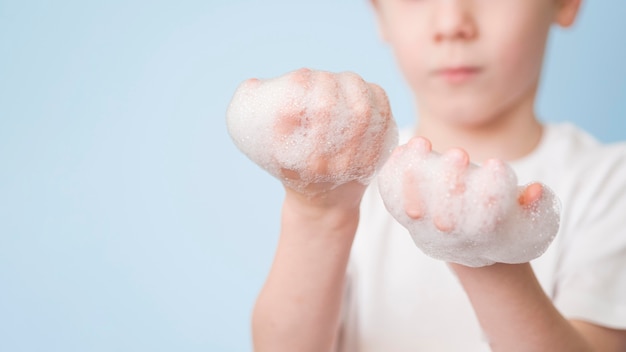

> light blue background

[{"left": 1, "top": 1, "right": 624, "bottom": 351}]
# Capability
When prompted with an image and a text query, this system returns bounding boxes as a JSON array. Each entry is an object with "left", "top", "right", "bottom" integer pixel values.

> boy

[{"left": 249, "top": 0, "right": 626, "bottom": 350}]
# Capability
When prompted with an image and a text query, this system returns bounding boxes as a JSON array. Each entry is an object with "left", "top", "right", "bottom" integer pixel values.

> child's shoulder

[
  {"left": 510, "top": 122, "right": 625, "bottom": 208},
  {"left": 538, "top": 122, "right": 625, "bottom": 167},
  {"left": 539, "top": 122, "right": 626, "bottom": 212}
]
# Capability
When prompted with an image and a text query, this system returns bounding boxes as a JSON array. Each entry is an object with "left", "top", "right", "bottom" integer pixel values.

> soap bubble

[
  {"left": 226, "top": 68, "right": 399, "bottom": 195},
  {"left": 378, "top": 137, "right": 561, "bottom": 267}
]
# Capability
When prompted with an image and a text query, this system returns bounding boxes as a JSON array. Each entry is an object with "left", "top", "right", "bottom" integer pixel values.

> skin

[
  {"left": 272, "top": 69, "right": 393, "bottom": 196},
  {"left": 252, "top": 0, "right": 626, "bottom": 351},
  {"left": 397, "top": 136, "right": 542, "bottom": 233}
]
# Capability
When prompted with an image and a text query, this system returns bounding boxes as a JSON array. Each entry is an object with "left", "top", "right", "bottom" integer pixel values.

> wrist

[
  {"left": 448, "top": 262, "right": 540, "bottom": 296},
  {"left": 282, "top": 186, "right": 362, "bottom": 233},
  {"left": 448, "top": 261, "right": 531, "bottom": 277}
]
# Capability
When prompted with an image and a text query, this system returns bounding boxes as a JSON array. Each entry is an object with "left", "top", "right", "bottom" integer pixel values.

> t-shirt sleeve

[{"left": 554, "top": 147, "right": 626, "bottom": 329}]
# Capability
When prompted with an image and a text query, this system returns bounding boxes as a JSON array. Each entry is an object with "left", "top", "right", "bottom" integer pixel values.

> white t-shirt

[{"left": 338, "top": 123, "right": 626, "bottom": 352}]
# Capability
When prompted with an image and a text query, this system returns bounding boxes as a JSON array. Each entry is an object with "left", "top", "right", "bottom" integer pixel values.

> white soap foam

[
  {"left": 378, "top": 139, "right": 561, "bottom": 267},
  {"left": 227, "top": 68, "right": 399, "bottom": 195}
]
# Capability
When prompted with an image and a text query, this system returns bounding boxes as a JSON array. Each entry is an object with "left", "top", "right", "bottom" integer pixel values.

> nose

[{"left": 432, "top": 0, "right": 477, "bottom": 42}]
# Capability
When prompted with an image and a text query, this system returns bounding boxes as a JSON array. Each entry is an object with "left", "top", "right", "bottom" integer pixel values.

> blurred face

[{"left": 373, "top": 0, "right": 571, "bottom": 127}]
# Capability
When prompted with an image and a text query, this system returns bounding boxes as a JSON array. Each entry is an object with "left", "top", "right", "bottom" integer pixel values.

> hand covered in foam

[
  {"left": 227, "top": 68, "right": 398, "bottom": 196},
  {"left": 378, "top": 137, "right": 560, "bottom": 267}
]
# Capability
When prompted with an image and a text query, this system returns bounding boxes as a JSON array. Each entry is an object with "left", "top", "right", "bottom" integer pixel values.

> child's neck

[{"left": 414, "top": 96, "right": 543, "bottom": 164}]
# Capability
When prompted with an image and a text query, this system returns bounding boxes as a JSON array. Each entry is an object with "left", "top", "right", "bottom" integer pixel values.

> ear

[
  {"left": 555, "top": 0, "right": 582, "bottom": 28},
  {"left": 370, "top": 0, "right": 390, "bottom": 42}
]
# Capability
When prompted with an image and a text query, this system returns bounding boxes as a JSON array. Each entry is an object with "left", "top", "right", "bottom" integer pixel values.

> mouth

[{"left": 432, "top": 66, "right": 482, "bottom": 84}]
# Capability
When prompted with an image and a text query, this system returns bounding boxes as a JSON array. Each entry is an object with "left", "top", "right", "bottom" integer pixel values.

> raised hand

[
  {"left": 378, "top": 136, "right": 561, "bottom": 267},
  {"left": 229, "top": 70, "right": 401, "bottom": 352},
  {"left": 227, "top": 68, "right": 398, "bottom": 201}
]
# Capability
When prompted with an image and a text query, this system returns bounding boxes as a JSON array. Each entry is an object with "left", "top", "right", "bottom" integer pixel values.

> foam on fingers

[
  {"left": 378, "top": 139, "right": 561, "bottom": 267},
  {"left": 226, "top": 68, "right": 399, "bottom": 195}
]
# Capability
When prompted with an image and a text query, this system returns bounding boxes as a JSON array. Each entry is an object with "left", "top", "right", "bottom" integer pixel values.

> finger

[
  {"left": 433, "top": 148, "right": 470, "bottom": 232},
  {"left": 441, "top": 147, "right": 470, "bottom": 195},
  {"left": 289, "top": 67, "right": 312, "bottom": 88},
  {"left": 407, "top": 136, "right": 432, "bottom": 156},
  {"left": 274, "top": 108, "right": 305, "bottom": 137},
  {"left": 274, "top": 72, "right": 310, "bottom": 138},
  {"left": 303, "top": 71, "right": 336, "bottom": 177},
  {"left": 336, "top": 72, "right": 372, "bottom": 173},
  {"left": 403, "top": 171, "right": 424, "bottom": 219},
  {"left": 280, "top": 168, "right": 301, "bottom": 181},
  {"left": 518, "top": 182, "right": 543, "bottom": 208},
  {"left": 434, "top": 215, "right": 455, "bottom": 233}
]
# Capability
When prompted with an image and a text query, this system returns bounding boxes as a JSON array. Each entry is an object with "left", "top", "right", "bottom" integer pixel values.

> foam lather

[
  {"left": 226, "top": 68, "right": 398, "bottom": 195},
  {"left": 378, "top": 137, "right": 561, "bottom": 267}
]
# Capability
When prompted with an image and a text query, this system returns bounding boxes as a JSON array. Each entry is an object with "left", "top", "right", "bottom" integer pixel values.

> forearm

[
  {"left": 450, "top": 262, "right": 593, "bottom": 352},
  {"left": 252, "top": 192, "right": 359, "bottom": 352}
]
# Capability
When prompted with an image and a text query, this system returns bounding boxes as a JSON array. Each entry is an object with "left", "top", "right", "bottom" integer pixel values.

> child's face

[{"left": 373, "top": 0, "right": 579, "bottom": 126}]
